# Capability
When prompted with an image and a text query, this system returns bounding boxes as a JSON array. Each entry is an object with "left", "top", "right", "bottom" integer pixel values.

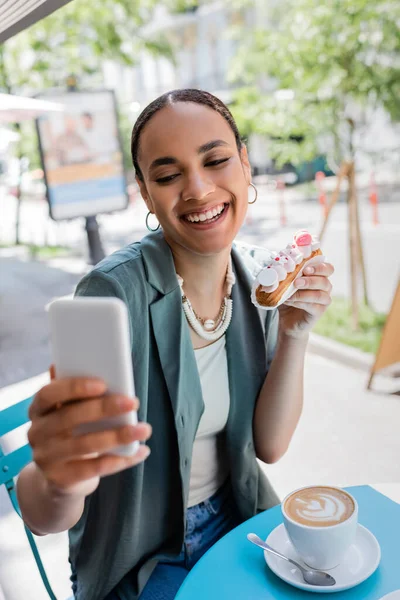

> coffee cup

[{"left": 281, "top": 485, "right": 358, "bottom": 570}]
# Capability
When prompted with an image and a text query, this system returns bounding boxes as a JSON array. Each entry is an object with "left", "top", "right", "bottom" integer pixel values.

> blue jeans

[{"left": 106, "top": 480, "right": 241, "bottom": 600}]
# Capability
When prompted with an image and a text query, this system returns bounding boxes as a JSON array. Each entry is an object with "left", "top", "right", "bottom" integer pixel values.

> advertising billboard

[{"left": 36, "top": 90, "right": 128, "bottom": 220}]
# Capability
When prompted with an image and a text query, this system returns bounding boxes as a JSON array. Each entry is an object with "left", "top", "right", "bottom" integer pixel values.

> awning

[
  {"left": 0, "top": 0, "right": 74, "bottom": 44},
  {"left": 0, "top": 92, "right": 65, "bottom": 123}
]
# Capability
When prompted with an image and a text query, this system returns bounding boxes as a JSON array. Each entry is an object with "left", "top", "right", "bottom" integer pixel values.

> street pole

[
  {"left": 66, "top": 75, "right": 105, "bottom": 265},
  {"left": 347, "top": 162, "right": 359, "bottom": 330},
  {"left": 85, "top": 215, "right": 105, "bottom": 265}
]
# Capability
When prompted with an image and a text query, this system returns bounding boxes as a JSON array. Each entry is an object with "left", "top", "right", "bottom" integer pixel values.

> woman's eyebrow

[
  {"left": 149, "top": 156, "right": 177, "bottom": 171},
  {"left": 149, "top": 140, "right": 229, "bottom": 172},
  {"left": 198, "top": 139, "right": 229, "bottom": 154}
]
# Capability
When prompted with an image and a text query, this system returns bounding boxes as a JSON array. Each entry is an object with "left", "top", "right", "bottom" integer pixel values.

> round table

[{"left": 175, "top": 484, "right": 400, "bottom": 600}]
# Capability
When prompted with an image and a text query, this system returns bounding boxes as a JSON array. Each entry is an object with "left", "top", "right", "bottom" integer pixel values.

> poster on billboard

[{"left": 36, "top": 90, "right": 128, "bottom": 220}]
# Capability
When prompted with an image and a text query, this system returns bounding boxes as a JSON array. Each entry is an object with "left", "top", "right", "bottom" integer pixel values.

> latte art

[{"left": 284, "top": 486, "right": 355, "bottom": 528}]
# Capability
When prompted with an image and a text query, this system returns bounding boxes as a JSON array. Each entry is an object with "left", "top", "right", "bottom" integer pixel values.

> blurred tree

[
  {"left": 230, "top": 0, "right": 400, "bottom": 171},
  {"left": 230, "top": 0, "right": 400, "bottom": 328}
]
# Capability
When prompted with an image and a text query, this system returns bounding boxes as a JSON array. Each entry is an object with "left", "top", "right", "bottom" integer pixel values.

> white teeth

[{"left": 184, "top": 203, "right": 226, "bottom": 223}]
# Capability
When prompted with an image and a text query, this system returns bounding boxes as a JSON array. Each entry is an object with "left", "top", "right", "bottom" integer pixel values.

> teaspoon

[{"left": 247, "top": 533, "right": 336, "bottom": 587}]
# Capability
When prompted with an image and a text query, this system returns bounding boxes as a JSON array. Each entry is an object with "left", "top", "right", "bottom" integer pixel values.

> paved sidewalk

[{"left": 0, "top": 354, "right": 399, "bottom": 599}]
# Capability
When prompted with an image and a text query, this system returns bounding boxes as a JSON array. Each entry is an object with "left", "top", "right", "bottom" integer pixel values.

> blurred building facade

[{"left": 101, "top": 1, "right": 276, "bottom": 174}]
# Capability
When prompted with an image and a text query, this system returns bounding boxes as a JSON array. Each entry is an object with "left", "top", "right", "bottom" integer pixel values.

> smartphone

[{"left": 48, "top": 297, "right": 139, "bottom": 456}]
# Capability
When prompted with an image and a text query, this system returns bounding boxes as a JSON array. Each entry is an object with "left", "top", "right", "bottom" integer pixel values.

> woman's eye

[
  {"left": 205, "top": 157, "right": 230, "bottom": 167},
  {"left": 155, "top": 173, "right": 180, "bottom": 184}
]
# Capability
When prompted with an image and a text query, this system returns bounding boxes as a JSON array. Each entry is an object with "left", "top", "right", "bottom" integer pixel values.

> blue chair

[{"left": 0, "top": 395, "right": 58, "bottom": 600}]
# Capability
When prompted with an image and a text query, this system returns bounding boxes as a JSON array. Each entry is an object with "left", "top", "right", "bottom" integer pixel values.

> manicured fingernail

[
  {"left": 295, "top": 278, "right": 306, "bottom": 287},
  {"left": 304, "top": 266, "right": 315, "bottom": 275}
]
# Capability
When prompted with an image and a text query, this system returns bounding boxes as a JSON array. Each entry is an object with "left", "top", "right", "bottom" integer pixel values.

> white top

[{"left": 188, "top": 335, "right": 231, "bottom": 507}]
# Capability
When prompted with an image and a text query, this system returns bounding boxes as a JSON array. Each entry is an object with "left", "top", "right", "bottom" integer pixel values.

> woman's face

[{"left": 136, "top": 102, "right": 251, "bottom": 257}]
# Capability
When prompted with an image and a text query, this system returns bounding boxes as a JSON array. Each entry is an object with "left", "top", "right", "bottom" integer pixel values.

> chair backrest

[
  {"left": 0, "top": 396, "right": 58, "bottom": 600},
  {"left": 0, "top": 397, "right": 33, "bottom": 486}
]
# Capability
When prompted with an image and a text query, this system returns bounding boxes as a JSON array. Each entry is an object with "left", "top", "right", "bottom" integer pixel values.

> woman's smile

[{"left": 180, "top": 202, "right": 230, "bottom": 229}]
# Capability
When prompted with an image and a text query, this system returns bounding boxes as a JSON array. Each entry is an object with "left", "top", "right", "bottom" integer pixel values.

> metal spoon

[{"left": 247, "top": 533, "right": 336, "bottom": 587}]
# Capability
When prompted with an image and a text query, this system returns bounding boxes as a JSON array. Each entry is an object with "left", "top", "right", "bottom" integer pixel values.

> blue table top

[{"left": 175, "top": 486, "right": 400, "bottom": 599}]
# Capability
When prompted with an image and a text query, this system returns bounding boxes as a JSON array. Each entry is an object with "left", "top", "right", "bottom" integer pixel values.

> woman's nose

[{"left": 182, "top": 171, "right": 215, "bottom": 202}]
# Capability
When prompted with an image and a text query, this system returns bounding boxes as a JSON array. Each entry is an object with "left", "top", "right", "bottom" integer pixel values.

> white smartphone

[{"left": 48, "top": 297, "right": 139, "bottom": 456}]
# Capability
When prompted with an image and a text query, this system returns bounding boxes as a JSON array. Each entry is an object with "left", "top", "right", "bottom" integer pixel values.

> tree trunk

[
  {"left": 347, "top": 162, "right": 359, "bottom": 330},
  {"left": 350, "top": 165, "right": 369, "bottom": 307}
]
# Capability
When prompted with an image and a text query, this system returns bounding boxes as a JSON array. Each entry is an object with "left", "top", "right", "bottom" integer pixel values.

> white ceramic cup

[{"left": 281, "top": 485, "right": 358, "bottom": 570}]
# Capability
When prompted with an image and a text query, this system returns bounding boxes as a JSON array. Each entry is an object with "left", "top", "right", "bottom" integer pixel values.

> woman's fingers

[
  {"left": 45, "top": 445, "right": 151, "bottom": 491},
  {"left": 288, "top": 289, "right": 332, "bottom": 306},
  {"left": 303, "top": 262, "right": 335, "bottom": 277},
  {"left": 29, "top": 377, "right": 107, "bottom": 418},
  {"left": 294, "top": 275, "right": 332, "bottom": 293},
  {"left": 29, "top": 394, "right": 139, "bottom": 441},
  {"left": 33, "top": 422, "right": 152, "bottom": 466}
]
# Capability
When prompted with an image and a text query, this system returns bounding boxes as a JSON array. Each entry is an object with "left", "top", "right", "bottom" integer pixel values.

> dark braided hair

[{"left": 131, "top": 89, "right": 243, "bottom": 182}]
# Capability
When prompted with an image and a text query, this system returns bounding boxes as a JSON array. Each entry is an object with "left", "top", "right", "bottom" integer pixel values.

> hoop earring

[
  {"left": 146, "top": 212, "right": 160, "bottom": 232},
  {"left": 248, "top": 182, "right": 258, "bottom": 204}
]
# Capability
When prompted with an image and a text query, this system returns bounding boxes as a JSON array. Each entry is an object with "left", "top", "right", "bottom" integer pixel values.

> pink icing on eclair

[{"left": 295, "top": 230, "right": 312, "bottom": 246}]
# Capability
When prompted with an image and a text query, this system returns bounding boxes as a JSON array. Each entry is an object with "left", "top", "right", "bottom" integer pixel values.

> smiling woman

[
  {"left": 131, "top": 90, "right": 250, "bottom": 263},
  {"left": 17, "top": 88, "right": 334, "bottom": 600}
]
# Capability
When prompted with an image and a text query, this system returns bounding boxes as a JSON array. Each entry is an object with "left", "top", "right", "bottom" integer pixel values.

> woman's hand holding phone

[{"left": 27, "top": 369, "right": 152, "bottom": 499}]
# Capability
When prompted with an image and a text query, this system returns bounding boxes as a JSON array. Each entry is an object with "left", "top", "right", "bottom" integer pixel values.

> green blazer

[{"left": 70, "top": 231, "right": 280, "bottom": 600}]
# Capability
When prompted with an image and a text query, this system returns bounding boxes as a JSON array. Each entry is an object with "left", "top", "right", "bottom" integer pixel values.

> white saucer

[
  {"left": 378, "top": 593, "right": 400, "bottom": 600},
  {"left": 264, "top": 523, "right": 381, "bottom": 593}
]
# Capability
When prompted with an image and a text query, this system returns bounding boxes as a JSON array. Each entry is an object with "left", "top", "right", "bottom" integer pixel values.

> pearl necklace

[{"left": 177, "top": 258, "right": 235, "bottom": 342}]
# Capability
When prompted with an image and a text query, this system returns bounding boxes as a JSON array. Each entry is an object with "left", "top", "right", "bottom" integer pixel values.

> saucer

[
  {"left": 264, "top": 523, "right": 381, "bottom": 593},
  {"left": 378, "top": 593, "right": 400, "bottom": 600}
]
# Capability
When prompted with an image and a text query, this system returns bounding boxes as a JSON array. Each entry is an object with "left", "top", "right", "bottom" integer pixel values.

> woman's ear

[
  {"left": 240, "top": 145, "right": 252, "bottom": 185},
  {"left": 136, "top": 176, "right": 154, "bottom": 213}
]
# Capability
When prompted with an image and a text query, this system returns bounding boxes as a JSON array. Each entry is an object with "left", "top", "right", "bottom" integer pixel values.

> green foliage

[
  {"left": 229, "top": 0, "right": 400, "bottom": 168},
  {"left": 313, "top": 296, "right": 386, "bottom": 354},
  {"left": 0, "top": 0, "right": 179, "bottom": 93}
]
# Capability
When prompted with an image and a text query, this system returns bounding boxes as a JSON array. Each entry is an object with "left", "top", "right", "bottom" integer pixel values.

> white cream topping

[
  {"left": 261, "top": 281, "right": 279, "bottom": 293},
  {"left": 279, "top": 251, "right": 296, "bottom": 273},
  {"left": 311, "top": 236, "right": 320, "bottom": 251},
  {"left": 257, "top": 266, "right": 278, "bottom": 287},
  {"left": 272, "top": 257, "right": 288, "bottom": 281},
  {"left": 286, "top": 244, "right": 303, "bottom": 264},
  {"left": 298, "top": 244, "right": 312, "bottom": 258}
]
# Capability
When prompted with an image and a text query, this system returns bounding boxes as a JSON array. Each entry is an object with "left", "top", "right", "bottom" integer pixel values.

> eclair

[{"left": 252, "top": 230, "right": 323, "bottom": 308}]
